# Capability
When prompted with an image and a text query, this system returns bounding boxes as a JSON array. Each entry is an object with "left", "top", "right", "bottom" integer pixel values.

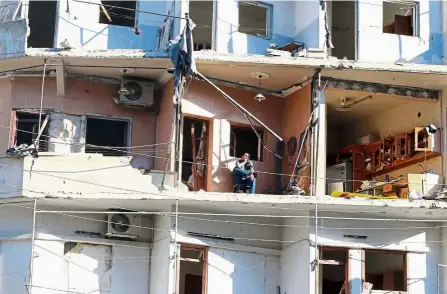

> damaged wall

[
  {"left": 180, "top": 80, "right": 283, "bottom": 194},
  {"left": 281, "top": 84, "right": 311, "bottom": 192},
  {"left": 54, "top": 0, "right": 167, "bottom": 51},
  {"left": 356, "top": 0, "right": 443, "bottom": 64},
  {"left": 7, "top": 77, "right": 155, "bottom": 159}
]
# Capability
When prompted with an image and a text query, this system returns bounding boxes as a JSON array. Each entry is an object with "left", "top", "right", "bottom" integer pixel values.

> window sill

[
  {"left": 382, "top": 32, "right": 421, "bottom": 39},
  {"left": 238, "top": 31, "right": 272, "bottom": 41},
  {"left": 363, "top": 291, "right": 407, "bottom": 294}
]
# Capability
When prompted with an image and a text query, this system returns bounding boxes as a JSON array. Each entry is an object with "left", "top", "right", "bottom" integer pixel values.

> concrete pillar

[
  {"left": 312, "top": 85, "right": 327, "bottom": 197},
  {"left": 349, "top": 249, "right": 362, "bottom": 294}
]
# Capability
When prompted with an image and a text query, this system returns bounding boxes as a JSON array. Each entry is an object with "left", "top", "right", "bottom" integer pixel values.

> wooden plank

[
  {"left": 99, "top": 1, "right": 112, "bottom": 23},
  {"left": 319, "top": 259, "right": 345, "bottom": 266}
]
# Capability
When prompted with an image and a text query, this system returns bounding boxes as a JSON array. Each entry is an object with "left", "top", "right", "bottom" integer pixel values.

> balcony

[{"left": 0, "top": 153, "right": 179, "bottom": 199}]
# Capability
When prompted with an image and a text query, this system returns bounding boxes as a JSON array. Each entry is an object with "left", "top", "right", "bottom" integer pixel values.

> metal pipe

[
  {"left": 442, "top": 0, "right": 447, "bottom": 65},
  {"left": 196, "top": 71, "right": 283, "bottom": 142},
  {"left": 174, "top": 200, "right": 179, "bottom": 294},
  {"left": 315, "top": 203, "right": 319, "bottom": 294},
  {"left": 28, "top": 198, "right": 37, "bottom": 294}
]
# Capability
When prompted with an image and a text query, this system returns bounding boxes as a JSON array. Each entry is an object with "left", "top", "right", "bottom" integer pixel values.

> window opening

[
  {"left": 99, "top": 1, "right": 137, "bottom": 27},
  {"left": 15, "top": 112, "right": 49, "bottom": 151},
  {"left": 179, "top": 245, "right": 207, "bottom": 294},
  {"left": 383, "top": 1, "right": 418, "bottom": 36},
  {"left": 364, "top": 250, "right": 406, "bottom": 291},
  {"left": 238, "top": 1, "right": 271, "bottom": 38},
  {"left": 27, "top": 0, "right": 57, "bottom": 48},
  {"left": 85, "top": 117, "right": 129, "bottom": 156},
  {"left": 189, "top": 1, "right": 213, "bottom": 50},
  {"left": 329, "top": 1, "right": 356, "bottom": 60},
  {"left": 319, "top": 247, "right": 348, "bottom": 294},
  {"left": 230, "top": 124, "right": 263, "bottom": 161}
]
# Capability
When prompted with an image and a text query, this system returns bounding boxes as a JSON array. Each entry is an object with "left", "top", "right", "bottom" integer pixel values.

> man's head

[{"left": 241, "top": 153, "right": 250, "bottom": 161}]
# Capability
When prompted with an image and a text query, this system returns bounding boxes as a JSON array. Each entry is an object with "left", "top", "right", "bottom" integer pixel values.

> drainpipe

[
  {"left": 442, "top": 0, "right": 447, "bottom": 64},
  {"left": 437, "top": 264, "right": 447, "bottom": 294}
]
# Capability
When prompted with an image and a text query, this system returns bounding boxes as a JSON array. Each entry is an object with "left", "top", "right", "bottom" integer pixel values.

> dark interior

[
  {"left": 99, "top": 1, "right": 136, "bottom": 27},
  {"left": 16, "top": 112, "right": 49, "bottom": 151},
  {"left": 85, "top": 117, "right": 128, "bottom": 156},
  {"left": 27, "top": 0, "right": 57, "bottom": 48},
  {"left": 321, "top": 250, "right": 347, "bottom": 294},
  {"left": 230, "top": 125, "right": 263, "bottom": 161},
  {"left": 182, "top": 118, "right": 205, "bottom": 183}
]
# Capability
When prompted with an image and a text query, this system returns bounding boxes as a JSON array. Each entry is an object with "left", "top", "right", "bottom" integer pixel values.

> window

[
  {"left": 230, "top": 124, "right": 263, "bottom": 161},
  {"left": 85, "top": 117, "right": 130, "bottom": 156},
  {"left": 364, "top": 250, "right": 407, "bottom": 291},
  {"left": 12, "top": 111, "right": 49, "bottom": 151},
  {"left": 99, "top": 1, "right": 136, "bottom": 27},
  {"left": 238, "top": 1, "right": 272, "bottom": 38},
  {"left": 383, "top": 1, "right": 418, "bottom": 36}
]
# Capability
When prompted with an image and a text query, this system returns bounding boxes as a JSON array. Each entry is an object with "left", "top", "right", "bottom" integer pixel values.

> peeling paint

[{"left": 0, "top": 19, "right": 27, "bottom": 58}]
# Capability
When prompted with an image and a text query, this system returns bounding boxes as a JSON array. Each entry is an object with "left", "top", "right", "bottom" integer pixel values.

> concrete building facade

[{"left": 0, "top": 1, "right": 447, "bottom": 294}]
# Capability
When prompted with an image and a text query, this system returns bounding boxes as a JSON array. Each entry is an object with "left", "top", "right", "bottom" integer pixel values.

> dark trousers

[{"left": 233, "top": 168, "right": 256, "bottom": 194}]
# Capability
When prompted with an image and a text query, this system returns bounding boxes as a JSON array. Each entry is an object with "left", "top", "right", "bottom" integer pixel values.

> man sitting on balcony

[{"left": 233, "top": 153, "right": 256, "bottom": 194}]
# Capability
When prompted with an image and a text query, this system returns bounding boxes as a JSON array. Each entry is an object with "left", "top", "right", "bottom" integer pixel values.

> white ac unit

[
  {"left": 117, "top": 79, "right": 155, "bottom": 108},
  {"left": 106, "top": 213, "right": 142, "bottom": 239}
]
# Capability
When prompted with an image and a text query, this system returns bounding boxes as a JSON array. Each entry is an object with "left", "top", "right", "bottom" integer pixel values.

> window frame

[
  {"left": 382, "top": 0, "right": 420, "bottom": 38},
  {"left": 229, "top": 122, "right": 264, "bottom": 162},
  {"left": 98, "top": 0, "right": 137, "bottom": 28},
  {"left": 237, "top": 1, "right": 273, "bottom": 39},
  {"left": 362, "top": 249, "right": 408, "bottom": 292},
  {"left": 85, "top": 114, "right": 132, "bottom": 156}
]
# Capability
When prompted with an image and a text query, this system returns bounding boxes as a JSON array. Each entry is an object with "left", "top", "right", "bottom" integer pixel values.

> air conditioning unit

[
  {"left": 106, "top": 213, "right": 142, "bottom": 239},
  {"left": 116, "top": 79, "right": 155, "bottom": 108}
]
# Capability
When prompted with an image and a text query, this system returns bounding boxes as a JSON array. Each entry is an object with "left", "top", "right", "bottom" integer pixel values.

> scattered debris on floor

[{"left": 6, "top": 144, "right": 37, "bottom": 158}]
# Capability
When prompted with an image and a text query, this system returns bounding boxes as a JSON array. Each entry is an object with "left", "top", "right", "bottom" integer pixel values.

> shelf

[{"left": 363, "top": 152, "right": 441, "bottom": 176}]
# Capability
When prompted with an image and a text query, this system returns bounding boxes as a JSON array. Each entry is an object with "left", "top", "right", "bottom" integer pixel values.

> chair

[{"left": 233, "top": 172, "right": 258, "bottom": 193}]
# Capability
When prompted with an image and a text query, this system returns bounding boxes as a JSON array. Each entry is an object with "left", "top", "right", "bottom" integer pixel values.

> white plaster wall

[
  {"left": 55, "top": 0, "right": 166, "bottom": 50},
  {"left": 207, "top": 248, "right": 280, "bottom": 294},
  {"left": 48, "top": 112, "right": 86, "bottom": 154},
  {"left": 312, "top": 214, "right": 441, "bottom": 294},
  {"left": 357, "top": 0, "right": 433, "bottom": 63},
  {"left": 150, "top": 215, "right": 172, "bottom": 294},
  {"left": 213, "top": 1, "right": 298, "bottom": 54},
  {"left": 280, "top": 218, "right": 311, "bottom": 294}
]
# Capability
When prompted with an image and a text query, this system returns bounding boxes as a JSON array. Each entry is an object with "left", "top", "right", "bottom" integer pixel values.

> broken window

[
  {"left": 238, "top": 1, "right": 272, "bottom": 38},
  {"left": 179, "top": 244, "right": 207, "bottom": 294},
  {"left": 12, "top": 111, "right": 49, "bottom": 151},
  {"left": 319, "top": 247, "right": 348, "bottom": 294},
  {"left": 27, "top": 0, "right": 57, "bottom": 48},
  {"left": 99, "top": 1, "right": 136, "bottom": 27},
  {"left": 85, "top": 117, "right": 130, "bottom": 156},
  {"left": 364, "top": 250, "right": 407, "bottom": 291},
  {"left": 383, "top": 1, "right": 418, "bottom": 36},
  {"left": 230, "top": 124, "right": 263, "bottom": 161},
  {"left": 189, "top": 1, "right": 214, "bottom": 51}
]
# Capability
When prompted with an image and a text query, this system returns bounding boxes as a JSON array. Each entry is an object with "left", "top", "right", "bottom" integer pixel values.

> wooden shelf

[{"left": 364, "top": 152, "right": 440, "bottom": 176}]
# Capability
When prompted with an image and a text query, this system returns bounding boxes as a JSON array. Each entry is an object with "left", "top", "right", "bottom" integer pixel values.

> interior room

[
  {"left": 328, "top": 1, "right": 356, "bottom": 60},
  {"left": 319, "top": 248, "right": 347, "bottom": 294},
  {"left": 27, "top": 0, "right": 57, "bottom": 48},
  {"left": 364, "top": 250, "right": 406, "bottom": 291},
  {"left": 178, "top": 246, "right": 207, "bottom": 294},
  {"left": 325, "top": 88, "right": 441, "bottom": 199}
]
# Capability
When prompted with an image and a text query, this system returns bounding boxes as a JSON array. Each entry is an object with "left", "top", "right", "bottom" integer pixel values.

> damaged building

[{"left": 0, "top": 1, "right": 447, "bottom": 294}]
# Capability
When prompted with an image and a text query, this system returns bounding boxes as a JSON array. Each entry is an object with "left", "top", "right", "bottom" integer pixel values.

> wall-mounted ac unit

[
  {"left": 116, "top": 79, "right": 155, "bottom": 108},
  {"left": 106, "top": 213, "right": 142, "bottom": 239}
]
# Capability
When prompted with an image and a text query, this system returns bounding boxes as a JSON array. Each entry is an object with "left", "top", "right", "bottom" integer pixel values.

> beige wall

[
  {"left": 7, "top": 77, "right": 156, "bottom": 157},
  {"left": 0, "top": 79, "right": 12, "bottom": 151},
  {"left": 182, "top": 80, "right": 284, "bottom": 193},
  {"left": 340, "top": 100, "right": 440, "bottom": 145},
  {"left": 155, "top": 79, "right": 174, "bottom": 171},
  {"left": 281, "top": 84, "right": 311, "bottom": 192}
]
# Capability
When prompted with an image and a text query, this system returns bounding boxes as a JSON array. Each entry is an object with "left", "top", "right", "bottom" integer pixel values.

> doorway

[
  {"left": 178, "top": 244, "right": 207, "bottom": 294},
  {"left": 329, "top": 1, "right": 356, "bottom": 60},
  {"left": 27, "top": 0, "right": 57, "bottom": 48},
  {"left": 182, "top": 117, "right": 210, "bottom": 191},
  {"left": 319, "top": 247, "right": 348, "bottom": 294}
]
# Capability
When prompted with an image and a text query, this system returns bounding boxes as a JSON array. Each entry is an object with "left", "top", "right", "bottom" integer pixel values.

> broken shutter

[{"left": 8, "top": 110, "right": 17, "bottom": 148}]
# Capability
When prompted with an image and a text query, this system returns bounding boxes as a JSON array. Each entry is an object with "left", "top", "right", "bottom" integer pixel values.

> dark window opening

[
  {"left": 27, "top": 0, "right": 57, "bottom": 48},
  {"left": 179, "top": 245, "right": 207, "bottom": 294},
  {"left": 230, "top": 125, "right": 263, "bottom": 161},
  {"left": 330, "top": 1, "right": 356, "bottom": 60},
  {"left": 99, "top": 1, "right": 136, "bottom": 27},
  {"left": 189, "top": 1, "right": 213, "bottom": 51},
  {"left": 383, "top": 1, "right": 418, "bottom": 36},
  {"left": 238, "top": 1, "right": 271, "bottom": 38},
  {"left": 364, "top": 250, "right": 406, "bottom": 291},
  {"left": 85, "top": 117, "right": 129, "bottom": 156},
  {"left": 320, "top": 247, "right": 348, "bottom": 294},
  {"left": 15, "top": 112, "right": 49, "bottom": 151}
]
